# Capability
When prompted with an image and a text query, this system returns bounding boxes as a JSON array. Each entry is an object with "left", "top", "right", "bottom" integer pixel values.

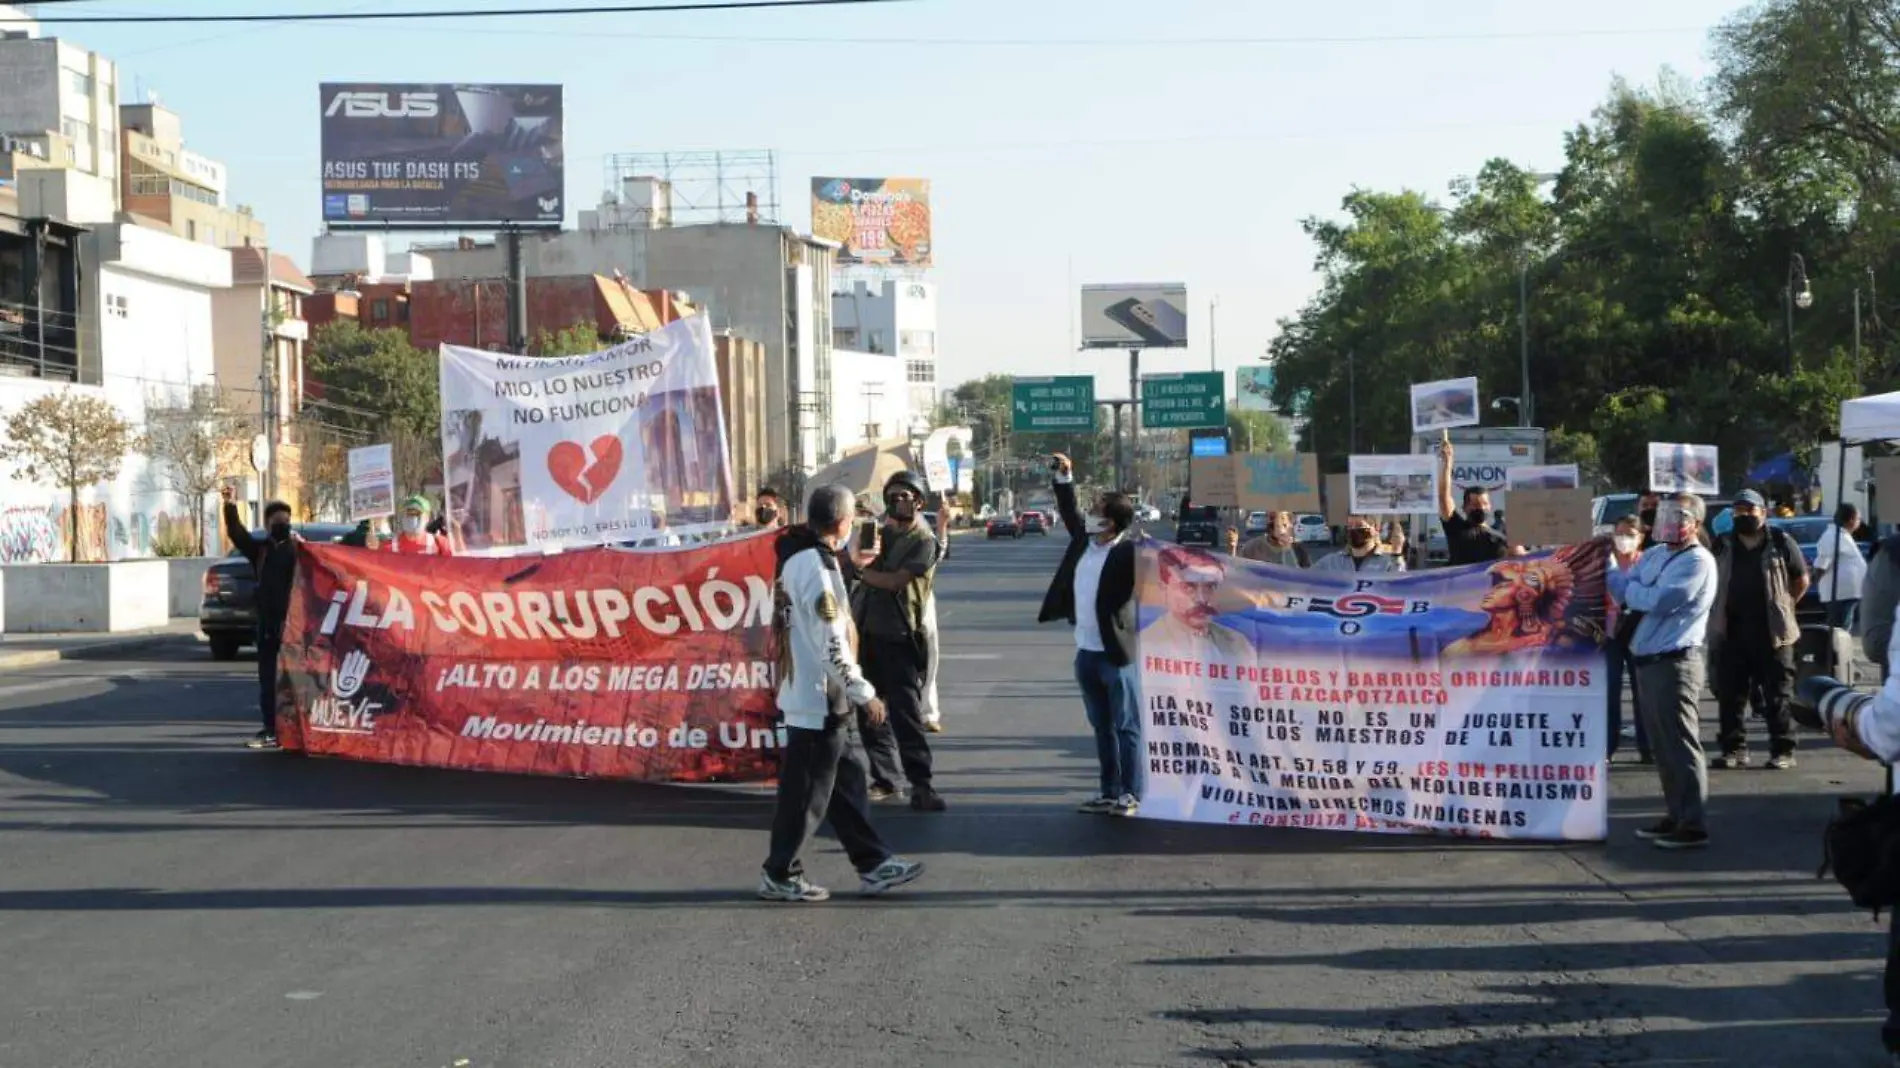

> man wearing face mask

[
  {"left": 1708, "top": 489, "right": 1808, "bottom": 770},
  {"left": 377, "top": 496, "right": 455, "bottom": 556},
  {"left": 1436, "top": 432, "right": 1517, "bottom": 565},
  {"left": 220, "top": 485, "right": 299, "bottom": 750},
  {"left": 1637, "top": 492, "right": 1663, "bottom": 550},
  {"left": 1040, "top": 452, "right": 1144, "bottom": 814},
  {"left": 1609, "top": 493, "right": 1718, "bottom": 850},
  {"left": 849, "top": 470, "right": 945, "bottom": 811},
  {"left": 1316, "top": 516, "right": 1407, "bottom": 573},
  {"left": 752, "top": 486, "right": 786, "bottom": 530}
]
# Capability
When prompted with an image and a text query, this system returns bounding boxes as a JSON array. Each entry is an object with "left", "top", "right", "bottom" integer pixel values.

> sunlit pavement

[{"left": 0, "top": 533, "right": 1891, "bottom": 1067}]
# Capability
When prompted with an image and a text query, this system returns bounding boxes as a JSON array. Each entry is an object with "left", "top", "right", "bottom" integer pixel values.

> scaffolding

[{"left": 599, "top": 150, "right": 780, "bottom": 227}]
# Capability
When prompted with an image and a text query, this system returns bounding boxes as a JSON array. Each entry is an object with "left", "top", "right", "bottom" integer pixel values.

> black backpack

[{"left": 1818, "top": 794, "right": 1900, "bottom": 916}]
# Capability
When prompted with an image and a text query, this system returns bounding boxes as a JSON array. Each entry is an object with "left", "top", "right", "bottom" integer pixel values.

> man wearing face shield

[
  {"left": 220, "top": 485, "right": 300, "bottom": 750},
  {"left": 849, "top": 470, "right": 946, "bottom": 812},
  {"left": 1609, "top": 493, "right": 1718, "bottom": 850},
  {"left": 1038, "top": 452, "right": 1144, "bottom": 815}
]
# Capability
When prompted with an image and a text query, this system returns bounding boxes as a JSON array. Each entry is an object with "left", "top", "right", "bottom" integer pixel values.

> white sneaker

[
  {"left": 1110, "top": 794, "right": 1140, "bottom": 818},
  {"left": 757, "top": 871, "right": 830, "bottom": 903},
  {"left": 859, "top": 857, "right": 924, "bottom": 896}
]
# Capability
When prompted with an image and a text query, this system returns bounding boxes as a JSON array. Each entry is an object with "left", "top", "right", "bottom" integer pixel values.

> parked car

[
  {"left": 1176, "top": 505, "right": 1220, "bottom": 548},
  {"left": 1137, "top": 504, "right": 1161, "bottom": 523},
  {"left": 1243, "top": 511, "right": 1270, "bottom": 539},
  {"left": 1294, "top": 514, "right": 1331, "bottom": 544},
  {"left": 200, "top": 522, "right": 357, "bottom": 660},
  {"left": 986, "top": 516, "right": 1022, "bottom": 539},
  {"left": 1020, "top": 511, "right": 1049, "bottom": 536}
]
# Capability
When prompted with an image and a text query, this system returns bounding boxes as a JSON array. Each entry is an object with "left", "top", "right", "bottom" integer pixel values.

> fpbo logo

[{"left": 1279, "top": 582, "right": 1433, "bottom": 635}]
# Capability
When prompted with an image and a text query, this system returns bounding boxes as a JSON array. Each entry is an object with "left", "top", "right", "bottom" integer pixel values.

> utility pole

[
  {"left": 1856, "top": 284, "right": 1864, "bottom": 388},
  {"left": 1209, "top": 296, "right": 1218, "bottom": 372},
  {"left": 504, "top": 226, "right": 528, "bottom": 353},
  {"left": 258, "top": 244, "right": 276, "bottom": 507},
  {"left": 1127, "top": 349, "right": 1142, "bottom": 493}
]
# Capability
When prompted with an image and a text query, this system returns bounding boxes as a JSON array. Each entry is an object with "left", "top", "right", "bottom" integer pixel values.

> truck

[{"left": 1409, "top": 427, "right": 1546, "bottom": 566}]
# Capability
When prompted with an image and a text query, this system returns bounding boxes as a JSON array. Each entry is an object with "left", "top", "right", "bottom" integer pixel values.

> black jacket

[
  {"left": 224, "top": 502, "right": 298, "bottom": 633},
  {"left": 1037, "top": 477, "right": 1138, "bottom": 667}
]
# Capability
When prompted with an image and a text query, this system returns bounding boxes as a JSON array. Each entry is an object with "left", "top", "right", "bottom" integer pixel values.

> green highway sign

[
  {"left": 1012, "top": 375, "right": 1096, "bottom": 433},
  {"left": 1141, "top": 371, "right": 1226, "bottom": 429}
]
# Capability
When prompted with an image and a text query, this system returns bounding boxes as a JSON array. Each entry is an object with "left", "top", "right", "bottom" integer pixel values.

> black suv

[
  {"left": 199, "top": 523, "right": 356, "bottom": 660},
  {"left": 1176, "top": 506, "right": 1220, "bottom": 548}
]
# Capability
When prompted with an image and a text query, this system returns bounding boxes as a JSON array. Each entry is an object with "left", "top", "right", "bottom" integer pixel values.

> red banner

[{"left": 276, "top": 533, "right": 781, "bottom": 783}]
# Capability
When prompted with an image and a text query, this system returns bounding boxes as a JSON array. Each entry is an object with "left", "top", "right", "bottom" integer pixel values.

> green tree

[
  {"left": 532, "top": 322, "right": 603, "bottom": 357},
  {"left": 141, "top": 385, "right": 254, "bottom": 554},
  {"left": 1, "top": 391, "right": 136, "bottom": 562},
  {"left": 305, "top": 321, "right": 440, "bottom": 494}
]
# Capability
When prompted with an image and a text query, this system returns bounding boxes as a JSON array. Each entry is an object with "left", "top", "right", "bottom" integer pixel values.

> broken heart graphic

[{"left": 546, "top": 435, "right": 624, "bottom": 504}]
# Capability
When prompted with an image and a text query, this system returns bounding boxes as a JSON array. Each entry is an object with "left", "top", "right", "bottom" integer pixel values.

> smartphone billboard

[
  {"left": 320, "top": 83, "right": 564, "bottom": 230},
  {"left": 810, "top": 177, "right": 932, "bottom": 267},
  {"left": 1080, "top": 284, "right": 1189, "bottom": 349}
]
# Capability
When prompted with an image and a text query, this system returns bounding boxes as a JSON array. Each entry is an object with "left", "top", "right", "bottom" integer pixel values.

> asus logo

[
  {"left": 325, "top": 91, "right": 440, "bottom": 119},
  {"left": 537, "top": 196, "right": 559, "bottom": 213}
]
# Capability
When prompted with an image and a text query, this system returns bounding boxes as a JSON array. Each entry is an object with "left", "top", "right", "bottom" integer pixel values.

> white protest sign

[
  {"left": 347, "top": 444, "right": 396, "bottom": 521},
  {"left": 439, "top": 316, "right": 735, "bottom": 553}
]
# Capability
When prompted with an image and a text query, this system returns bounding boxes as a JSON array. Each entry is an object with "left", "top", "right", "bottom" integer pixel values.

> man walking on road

[
  {"left": 1610, "top": 493, "right": 1718, "bottom": 850},
  {"left": 760, "top": 483, "right": 924, "bottom": 903},
  {"left": 1435, "top": 432, "right": 1519, "bottom": 565},
  {"left": 1708, "top": 490, "right": 1808, "bottom": 770},
  {"left": 1038, "top": 452, "right": 1142, "bottom": 817},
  {"left": 220, "top": 485, "right": 298, "bottom": 750},
  {"left": 851, "top": 470, "right": 947, "bottom": 812}
]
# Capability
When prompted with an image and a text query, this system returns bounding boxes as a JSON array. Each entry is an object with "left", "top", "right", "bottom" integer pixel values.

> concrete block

[
  {"left": 166, "top": 557, "right": 223, "bottom": 619},
  {"left": 1, "top": 561, "right": 171, "bottom": 633}
]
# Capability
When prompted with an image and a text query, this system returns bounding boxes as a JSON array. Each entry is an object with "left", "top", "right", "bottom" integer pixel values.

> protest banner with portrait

[
  {"left": 1134, "top": 539, "right": 1610, "bottom": 840},
  {"left": 439, "top": 315, "right": 735, "bottom": 554},
  {"left": 275, "top": 534, "right": 780, "bottom": 784}
]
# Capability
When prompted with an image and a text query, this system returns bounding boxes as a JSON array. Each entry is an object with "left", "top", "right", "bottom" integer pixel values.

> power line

[
  {"left": 6, "top": 0, "right": 907, "bottom": 24},
  {"left": 368, "top": 23, "right": 1715, "bottom": 47}
]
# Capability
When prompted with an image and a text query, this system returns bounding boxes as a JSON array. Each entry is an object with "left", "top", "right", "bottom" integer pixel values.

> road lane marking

[{"left": 939, "top": 654, "right": 1002, "bottom": 661}]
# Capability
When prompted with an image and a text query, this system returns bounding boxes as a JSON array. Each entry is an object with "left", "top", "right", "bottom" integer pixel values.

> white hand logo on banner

[{"left": 331, "top": 649, "right": 372, "bottom": 700}]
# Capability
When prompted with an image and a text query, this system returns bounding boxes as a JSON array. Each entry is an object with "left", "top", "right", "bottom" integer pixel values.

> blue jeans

[{"left": 1074, "top": 648, "right": 1143, "bottom": 800}]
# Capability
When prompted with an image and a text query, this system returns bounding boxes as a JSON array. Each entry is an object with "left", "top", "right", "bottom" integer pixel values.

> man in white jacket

[{"left": 759, "top": 483, "right": 925, "bottom": 904}]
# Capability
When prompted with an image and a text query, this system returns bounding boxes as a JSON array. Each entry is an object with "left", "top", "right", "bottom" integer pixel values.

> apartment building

[{"left": 119, "top": 101, "right": 265, "bottom": 248}]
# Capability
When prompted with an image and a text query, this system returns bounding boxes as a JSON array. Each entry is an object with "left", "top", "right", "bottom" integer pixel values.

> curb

[{"left": 0, "top": 631, "right": 199, "bottom": 673}]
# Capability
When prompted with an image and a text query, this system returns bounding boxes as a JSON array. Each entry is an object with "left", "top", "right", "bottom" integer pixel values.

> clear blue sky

[{"left": 22, "top": 0, "right": 1748, "bottom": 399}]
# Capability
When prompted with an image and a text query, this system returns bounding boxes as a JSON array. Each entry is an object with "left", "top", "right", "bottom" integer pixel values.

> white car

[
  {"left": 1137, "top": 504, "right": 1161, "bottom": 523},
  {"left": 1294, "top": 514, "right": 1331, "bottom": 544}
]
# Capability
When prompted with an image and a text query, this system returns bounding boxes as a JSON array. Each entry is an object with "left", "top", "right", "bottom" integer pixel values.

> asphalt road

[{"left": 1, "top": 531, "right": 1896, "bottom": 1067}]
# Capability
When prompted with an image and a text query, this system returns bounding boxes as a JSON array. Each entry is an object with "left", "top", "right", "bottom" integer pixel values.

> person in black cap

[
  {"left": 848, "top": 469, "right": 947, "bottom": 811},
  {"left": 1708, "top": 488, "right": 1809, "bottom": 770}
]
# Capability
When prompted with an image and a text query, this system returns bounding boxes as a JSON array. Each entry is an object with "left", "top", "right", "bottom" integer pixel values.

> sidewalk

[{"left": 0, "top": 618, "right": 203, "bottom": 671}]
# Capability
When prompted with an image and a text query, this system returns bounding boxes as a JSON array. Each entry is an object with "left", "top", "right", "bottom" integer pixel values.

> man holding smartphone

[{"left": 849, "top": 470, "right": 947, "bottom": 812}]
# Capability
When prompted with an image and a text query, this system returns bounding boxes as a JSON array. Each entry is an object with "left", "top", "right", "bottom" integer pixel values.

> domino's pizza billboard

[{"left": 320, "top": 83, "right": 564, "bottom": 230}]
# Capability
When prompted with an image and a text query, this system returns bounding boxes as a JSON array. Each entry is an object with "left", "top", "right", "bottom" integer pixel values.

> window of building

[
  {"left": 59, "top": 116, "right": 91, "bottom": 144},
  {"left": 129, "top": 171, "right": 170, "bottom": 196},
  {"left": 907, "top": 358, "right": 934, "bottom": 384},
  {"left": 867, "top": 328, "right": 888, "bottom": 355},
  {"left": 900, "top": 329, "right": 935, "bottom": 356},
  {"left": 66, "top": 69, "right": 93, "bottom": 99},
  {"left": 185, "top": 220, "right": 196, "bottom": 242},
  {"left": 106, "top": 294, "right": 129, "bottom": 319},
  {"left": 832, "top": 328, "right": 859, "bottom": 350},
  {"left": 372, "top": 299, "right": 389, "bottom": 321}
]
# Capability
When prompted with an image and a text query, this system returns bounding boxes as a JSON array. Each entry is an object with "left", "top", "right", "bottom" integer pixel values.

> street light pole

[
  {"left": 1518, "top": 254, "right": 1531, "bottom": 428},
  {"left": 1209, "top": 296, "right": 1218, "bottom": 372},
  {"left": 1785, "top": 252, "right": 1811, "bottom": 375}
]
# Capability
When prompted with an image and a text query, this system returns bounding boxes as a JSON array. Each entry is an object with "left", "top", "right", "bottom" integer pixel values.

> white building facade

[
  {"left": 0, "top": 15, "right": 120, "bottom": 201},
  {"left": 831, "top": 279, "right": 938, "bottom": 419},
  {"left": 829, "top": 347, "right": 913, "bottom": 456},
  {"left": 0, "top": 220, "right": 230, "bottom": 562}
]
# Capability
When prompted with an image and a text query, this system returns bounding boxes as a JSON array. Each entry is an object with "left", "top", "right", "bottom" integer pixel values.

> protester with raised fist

[
  {"left": 1038, "top": 451, "right": 1144, "bottom": 817},
  {"left": 220, "top": 484, "right": 299, "bottom": 751}
]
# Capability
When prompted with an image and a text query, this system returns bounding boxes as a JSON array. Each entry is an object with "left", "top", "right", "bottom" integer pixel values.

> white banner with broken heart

[{"left": 439, "top": 315, "right": 735, "bottom": 554}]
